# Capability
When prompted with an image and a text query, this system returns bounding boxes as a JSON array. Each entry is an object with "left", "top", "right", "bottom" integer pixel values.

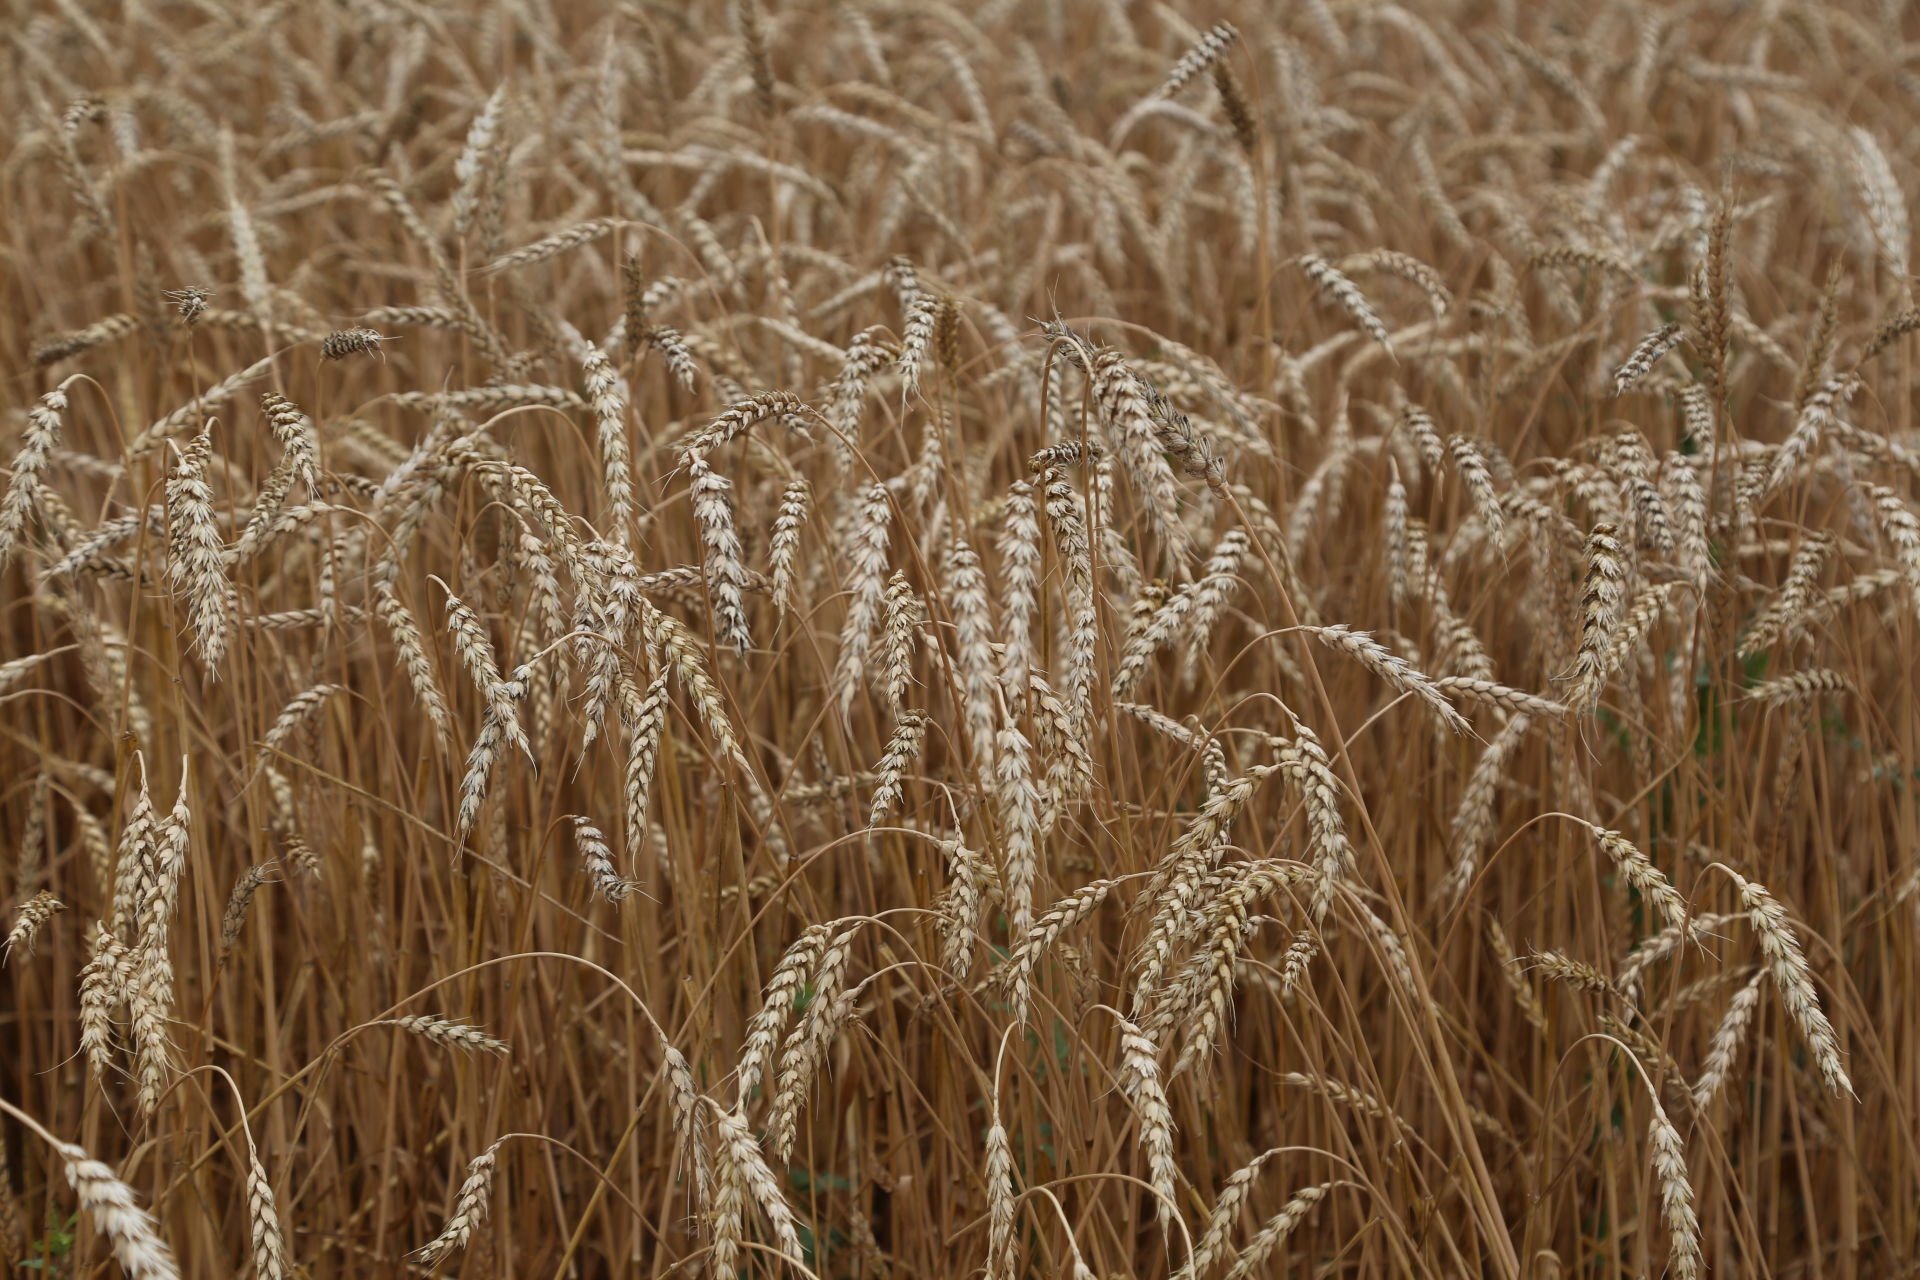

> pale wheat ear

[{"left": 0, "top": 1100, "right": 179, "bottom": 1279}]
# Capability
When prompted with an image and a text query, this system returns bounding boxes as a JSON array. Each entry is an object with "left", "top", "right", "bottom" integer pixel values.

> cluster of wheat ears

[{"left": 3, "top": 0, "right": 1919, "bottom": 1275}]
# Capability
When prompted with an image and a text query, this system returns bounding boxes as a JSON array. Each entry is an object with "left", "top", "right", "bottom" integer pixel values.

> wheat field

[{"left": 3, "top": 0, "right": 1919, "bottom": 1275}]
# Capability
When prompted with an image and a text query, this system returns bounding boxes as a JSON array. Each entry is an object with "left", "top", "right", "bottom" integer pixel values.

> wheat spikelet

[
  {"left": 877, "top": 572, "right": 919, "bottom": 714},
  {"left": 1766, "top": 374, "right": 1857, "bottom": 496},
  {"left": 1114, "top": 580, "right": 1196, "bottom": 700},
  {"left": 318, "top": 327, "right": 388, "bottom": 360},
  {"left": 32, "top": 313, "right": 140, "bottom": 366},
  {"left": 1305, "top": 625, "right": 1468, "bottom": 732},
  {"left": 611, "top": 670, "right": 665, "bottom": 855},
  {"left": 414, "top": 1138, "right": 504, "bottom": 1265},
  {"left": 1569, "top": 522, "right": 1628, "bottom": 711},
  {"left": 16, "top": 775, "right": 47, "bottom": 886},
  {"left": 0, "top": 652, "right": 57, "bottom": 697},
  {"left": 737, "top": 924, "right": 832, "bottom": 1105},
  {"left": 390, "top": 384, "right": 586, "bottom": 413},
  {"left": 384, "top": 1014, "right": 510, "bottom": 1055},
  {"left": 572, "top": 816, "right": 640, "bottom": 904},
  {"left": 1612, "top": 322, "right": 1686, "bottom": 394},
  {"left": 1690, "top": 195, "right": 1734, "bottom": 409},
  {"left": 984, "top": 1082, "right": 1017, "bottom": 1280},
  {"left": 109, "top": 755, "right": 156, "bottom": 941},
  {"left": 3, "top": 893, "right": 64, "bottom": 963},
  {"left": 938, "top": 835, "right": 984, "bottom": 979},
  {"left": 1273, "top": 726, "right": 1353, "bottom": 928},
  {"left": 372, "top": 574, "right": 452, "bottom": 744},
  {"left": 213, "top": 131, "right": 267, "bottom": 322},
  {"left": 220, "top": 864, "right": 275, "bottom": 955},
  {"left": 868, "top": 709, "right": 928, "bottom": 826},
  {"left": 1646, "top": 1099, "right": 1702, "bottom": 1280},
  {"left": 1693, "top": 968, "right": 1766, "bottom": 1109},
  {"left": 1867, "top": 484, "right": 1920, "bottom": 610},
  {"left": 942, "top": 538, "right": 1000, "bottom": 769},
  {"left": 828, "top": 327, "right": 891, "bottom": 462},
  {"left": 244, "top": 1143, "right": 287, "bottom": 1280},
  {"left": 1431, "top": 676, "right": 1565, "bottom": 719},
  {"left": 996, "top": 480, "right": 1042, "bottom": 692},
  {"left": 256, "top": 684, "right": 342, "bottom": 767},
  {"left": 1182, "top": 529, "right": 1250, "bottom": 682},
  {"left": 1733, "top": 872, "right": 1853, "bottom": 1097},
  {"left": 1180, "top": 1149, "right": 1279, "bottom": 1280},
  {"left": 0, "top": 380, "right": 72, "bottom": 569},
  {"left": 483, "top": 216, "right": 624, "bottom": 274},
  {"left": 658, "top": 1037, "right": 707, "bottom": 1201},
  {"left": 1448, "top": 435, "right": 1506, "bottom": 545},
  {"left": 234, "top": 395, "right": 320, "bottom": 561},
  {"left": 1741, "top": 532, "right": 1835, "bottom": 656},
  {"left": 999, "top": 879, "right": 1116, "bottom": 1022},
  {"left": 450, "top": 83, "right": 506, "bottom": 236},
  {"left": 140, "top": 765, "right": 191, "bottom": 954},
  {"left": 994, "top": 726, "right": 1043, "bottom": 939},
  {"left": 833, "top": 484, "right": 893, "bottom": 714},
  {"left": 712, "top": 1102, "right": 806, "bottom": 1261},
  {"left": 1591, "top": 827, "right": 1691, "bottom": 935},
  {"left": 1484, "top": 918, "right": 1550, "bottom": 1034},
  {"left": 709, "top": 1117, "right": 746, "bottom": 1278},
  {"left": 1028, "top": 441, "right": 1102, "bottom": 471},
  {"left": 1114, "top": 1015, "right": 1178, "bottom": 1226},
  {"left": 1858, "top": 306, "right": 1920, "bottom": 366},
  {"left": 1090, "top": 347, "right": 1189, "bottom": 560},
  {"left": 1444, "top": 713, "right": 1534, "bottom": 901},
  {"left": 767, "top": 974, "right": 861, "bottom": 1162},
  {"left": 1282, "top": 1071, "right": 1409, "bottom": 1129},
  {"left": 1220, "top": 1182, "right": 1333, "bottom": 1280},
  {"left": 1159, "top": 21, "right": 1239, "bottom": 98},
  {"left": 897, "top": 291, "right": 941, "bottom": 399},
  {"left": 582, "top": 344, "right": 636, "bottom": 541},
  {"left": 1747, "top": 668, "right": 1850, "bottom": 705},
  {"left": 688, "top": 461, "right": 753, "bottom": 653},
  {"left": 640, "top": 601, "right": 753, "bottom": 778},
  {"left": 165, "top": 430, "right": 230, "bottom": 672},
  {"left": 1298, "top": 254, "right": 1392, "bottom": 353},
  {"left": 456, "top": 667, "right": 532, "bottom": 840},
  {"left": 78, "top": 928, "right": 127, "bottom": 1079},
  {"left": 1848, "top": 126, "right": 1910, "bottom": 281},
  {"left": 56, "top": 1140, "right": 180, "bottom": 1279},
  {"left": 1607, "top": 431, "right": 1673, "bottom": 553},
  {"left": 1524, "top": 949, "right": 1616, "bottom": 995},
  {"left": 767, "top": 478, "right": 810, "bottom": 612}
]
